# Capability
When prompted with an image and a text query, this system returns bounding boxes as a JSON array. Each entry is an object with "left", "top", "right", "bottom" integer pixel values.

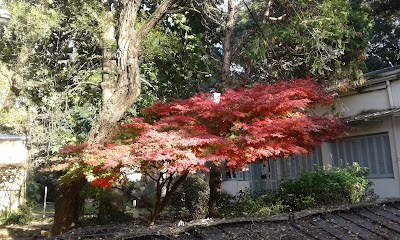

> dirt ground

[{"left": 0, "top": 218, "right": 52, "bottom": 240}]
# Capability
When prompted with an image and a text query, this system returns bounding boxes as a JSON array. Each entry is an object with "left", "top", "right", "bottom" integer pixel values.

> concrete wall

[
  {"left": 0, "top": 139, "right": 27, "bottom": 212},
  {"left": 328, "top": 118, "right": 400, "bottom": 198},
  {"left": 221, "top": 180, "right": 251, "bottom": 196},
  {"left": 334, "top": 78, "right": 400, "bottom": 198}
]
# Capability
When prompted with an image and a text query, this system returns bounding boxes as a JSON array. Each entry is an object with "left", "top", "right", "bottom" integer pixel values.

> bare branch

[
  {"left": 167, "top": 7, "right": 200, "bottom": 14},
  {"left": 145, "top": 172, "right": 158, "bottom": 182},
  {"left": 263, "top": 0, "right": 285, "bottom": 23},
  {"left": 138, "top": 0, "right": 180, "bottom": 41}
]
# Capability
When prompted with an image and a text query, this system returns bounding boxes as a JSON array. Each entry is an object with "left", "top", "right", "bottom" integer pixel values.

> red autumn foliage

[
  {"left": 51, "top": 78, "right": 346, "bottom": 187},
  {"left": 143, "top": 78, "right": 346, "bottom": 169},
  {"left": 90, "top": 177, "right": 113, "bottom": 188}
]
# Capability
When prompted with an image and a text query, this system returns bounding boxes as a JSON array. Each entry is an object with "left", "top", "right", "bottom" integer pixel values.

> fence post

[{"left": 43, "top": 186, "right": 47, "bottom": 218}]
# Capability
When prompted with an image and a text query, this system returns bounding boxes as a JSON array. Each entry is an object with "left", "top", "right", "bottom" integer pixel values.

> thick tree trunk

[
  {"left": 207, "top": 0, "right": 237, "bottom": 218},
  {"left": 52, "top": 177, "right": 86, "bottom": 236},
  {"left": 97, "top": 7, "right": 127, "bottom": 221},
  {"left": 221, "top": 0, "right": 237, "bottom": 89},
  {"left": 208, "top": 162, "right": 222, "bottom": 218}
]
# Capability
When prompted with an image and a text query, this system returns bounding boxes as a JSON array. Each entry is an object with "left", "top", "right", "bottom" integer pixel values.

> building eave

[{"left": 345, "top": 108, "right": 400, "bottom": 123}]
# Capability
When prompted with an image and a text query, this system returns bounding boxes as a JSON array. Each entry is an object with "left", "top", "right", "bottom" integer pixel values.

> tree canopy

[
  {"left": 0, "top": 0, "right": 392, "bottom": 233},
  {"left": 50, "top": 78, "right": 346, "bottom": 223}
]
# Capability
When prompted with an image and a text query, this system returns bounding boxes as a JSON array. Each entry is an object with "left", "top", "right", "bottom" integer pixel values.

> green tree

[
  {"left": 226, "top": 0, "right": 373, "bottom": 88},
  {"left": 365, "top": 0, "right": 400, "bottom": 70}
]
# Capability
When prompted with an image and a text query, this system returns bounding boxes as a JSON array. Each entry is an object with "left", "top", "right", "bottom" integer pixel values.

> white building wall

[
  {"left": 336, "top": 87, "right": 389, "bottom": 117},
  {"left": 221, "top": 180, "right": 251, "bottom": 196},
  {"left": 331, "top": 118, "right": 400, "bottom": 198},
  {"left": 0, "top": 139, "right": 27, "bottom": 212},
  {"left": 389, "top": 80, "right": 400, "bottom": 108}
]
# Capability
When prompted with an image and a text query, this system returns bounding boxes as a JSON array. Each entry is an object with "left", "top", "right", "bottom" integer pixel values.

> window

[
  {"left": 225, "top": 170, "right": 245, "bottom": 180},
  {"left": 330, "top": 133, "right": 394, "bottom": 178},
  {"left": 279, "top": 147, "right": 323, "bottom": 179},
  {"left": 223, "top": 163, "right": 249, "bottom": 181}
]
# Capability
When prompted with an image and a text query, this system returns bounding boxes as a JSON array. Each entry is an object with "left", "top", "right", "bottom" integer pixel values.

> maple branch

[
  {"left": 145, "top": 172, "right": 158, "bottom": 182},
  {"left": 138, "top": 0, "right": 180, "bottom": 41},
  {"left": 165, "top": 174, "right": 174, "bottom": 192},
  {"left": 150, "top": 171, "right": 189, "bottom": 224}
]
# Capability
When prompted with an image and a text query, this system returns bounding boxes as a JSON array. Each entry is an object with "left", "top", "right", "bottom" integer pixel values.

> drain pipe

[
  {"left": 387, "top": 80, "right": 395, "bottom": 109},
  {"left": 387, "top": 80, "right": 400, "bottom": 195}
]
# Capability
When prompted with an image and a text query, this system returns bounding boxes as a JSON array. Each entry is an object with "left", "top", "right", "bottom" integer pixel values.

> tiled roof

[
  {"left": 0, "top": 134, "right": 28, "bottom": 141},
  {"left": 56, "top": 199, "right": 400, "bottom": 239}
]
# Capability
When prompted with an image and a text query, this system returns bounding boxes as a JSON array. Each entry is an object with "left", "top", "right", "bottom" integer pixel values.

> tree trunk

[
  {"left": 97, "top": 4, "right": 127, "bottom": 221},
  {"left": 150, "top": 171, "right": 188, "bottom": 225},
  {"left": 208, "top": 162, "right": 222, "bottom": 218},
  {"left": 221, "top": 0, "right": 237, "bottom": 89},
  {"left": 207, "top": 0, "right": 237, "bottom": 218},
  {"left": 52, "top": 177, "right": 86, "bottom": 236}
]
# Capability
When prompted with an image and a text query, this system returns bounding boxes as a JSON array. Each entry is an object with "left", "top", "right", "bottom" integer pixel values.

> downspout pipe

[
  {"left": 387, "top": 80, "right": 400, "bottom": 196},
  {"left": 387, "top": 80, "right": 395, "bottom": 109}
]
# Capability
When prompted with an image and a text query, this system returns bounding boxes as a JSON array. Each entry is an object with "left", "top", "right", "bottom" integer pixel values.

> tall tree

[
  {"left": 51, "top": 0, "right": 186, "bottom": 235},
  {"left": 225, "top": 0, "right": 373, "bottom": 88},
  {"left": 364, "top": 0, "right": 400, "bottom": 70}
]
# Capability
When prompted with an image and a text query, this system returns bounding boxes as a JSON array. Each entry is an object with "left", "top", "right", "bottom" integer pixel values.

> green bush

[
  {"left": 218, "top": 190, "right": 285, "bottom": 218},
  {"left": 170, "top": 174, "right": 209, "bottom": 220},
  {"left": 1, "top": 205, "right": 34, "bottom": 226},
  {"left": 275, "top": 163, "right": 377, "bottom": 211}
]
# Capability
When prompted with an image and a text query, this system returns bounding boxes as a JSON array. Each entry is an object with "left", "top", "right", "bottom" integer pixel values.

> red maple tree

[{"left": 51, "top": 78, "right": 346, "bottom": 223}]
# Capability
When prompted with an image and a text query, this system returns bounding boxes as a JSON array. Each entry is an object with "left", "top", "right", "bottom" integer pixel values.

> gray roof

[
  {"left": 0, "top": 134, "right": 29, "bottom": 141},
  {"left": 363, "top": 65, "right": 400, "bottom": 86},
  {"left": 57, "top": 199, "right": 400, "bottom": 239},
  {"left": 346, "top": 108, "right": 400, "bottom": 122}
]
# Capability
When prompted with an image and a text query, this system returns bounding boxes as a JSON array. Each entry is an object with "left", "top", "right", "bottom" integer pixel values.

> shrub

[
  {"left": 1, "top": 205, "right": 34, "bottom": 226},
  {"left": 275, "top": 163, "right": 376, "bottom": 211},
  {"left": 169, "top": 174, "right": 209, "bottom": 220},
  {"left": 218, "top": 190, "right": 285, "bottom": 218}
]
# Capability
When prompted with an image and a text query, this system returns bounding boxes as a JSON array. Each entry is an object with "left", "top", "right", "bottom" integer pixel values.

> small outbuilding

[{"left": 0, "top": 134, "right": 28, "bottom": 212}]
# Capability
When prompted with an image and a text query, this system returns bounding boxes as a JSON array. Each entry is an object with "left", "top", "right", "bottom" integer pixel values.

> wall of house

[
  {"left": 391, "top": 81, "right": 400, "bottom": 107},
  {"left": 336, "top": 79, "right": 400, "bottom": 118},
  {"left": 222, "top": 75, "right": 400, "bottom": 199},
  {"left": 329, "top": 118, "right": 400, "bottom": 198},
  {"left": 0, "top": 139, "right": 27, "bottom": 212},
  {"left": 335, "top": 78, "right": 400, "bottom": 198},
  {"left": 221, "top": 180, "right": 251, "bottom": 196}
]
